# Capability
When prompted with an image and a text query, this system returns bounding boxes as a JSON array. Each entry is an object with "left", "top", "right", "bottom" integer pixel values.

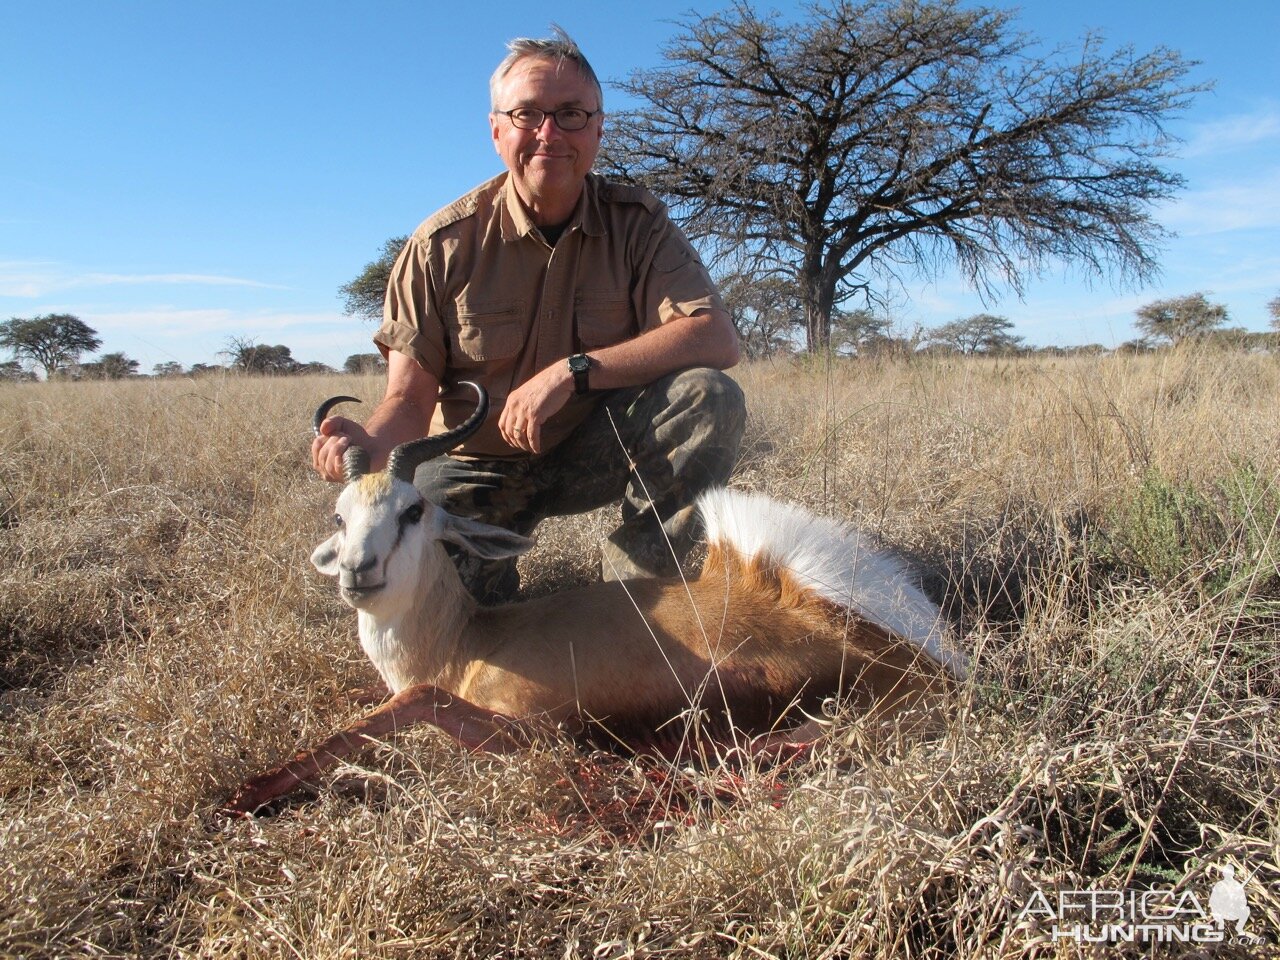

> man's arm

[
  {"left": 312, "top": 351, "right": 440, "bottom": 482},
  {"left": 497, "top": 307, "right": 739, "bottom": 454}
]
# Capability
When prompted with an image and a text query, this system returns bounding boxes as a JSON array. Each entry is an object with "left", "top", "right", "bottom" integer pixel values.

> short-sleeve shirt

[{"left": 373, "top": 172, "right": 727, "bottom": 458}]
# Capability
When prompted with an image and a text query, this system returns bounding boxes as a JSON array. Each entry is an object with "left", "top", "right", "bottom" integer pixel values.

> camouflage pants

[{"left": 414, "top": 367, "right": 746, "bottom": 604}]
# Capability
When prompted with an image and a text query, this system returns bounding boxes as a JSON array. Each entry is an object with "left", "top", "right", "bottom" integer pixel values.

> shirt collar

[{"left": 499, "top": 173, "right": 607, "bottom": 242}]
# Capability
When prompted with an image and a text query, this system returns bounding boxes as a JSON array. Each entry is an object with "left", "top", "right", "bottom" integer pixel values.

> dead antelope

[{"left": 224, "top": 383, "right": 967, "bottom": 813}]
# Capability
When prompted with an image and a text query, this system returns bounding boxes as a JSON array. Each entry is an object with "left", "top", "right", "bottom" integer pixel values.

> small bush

[{"left": 1110, "top": 461, "right": 1280, "bottom": 601}]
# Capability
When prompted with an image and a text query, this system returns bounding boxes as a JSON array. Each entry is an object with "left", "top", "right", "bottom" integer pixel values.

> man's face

[{"left": 490, "top": 56, "right": 603, "bottom": 221}]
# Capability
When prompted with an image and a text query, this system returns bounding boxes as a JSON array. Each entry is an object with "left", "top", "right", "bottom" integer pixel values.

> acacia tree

[
  {"left": 340, "top": 235, "right": 409, "bottom": 321},
  {"left": 1134, "top": 292, "right": 1228, "bottom": 344},
  {"left": 224, "top": 337, "right": 302, "bottom": 375},
  {"left": 344, "top": 353, "right": 387, "bottom": 374},
  {"left": 0, "top": 360, "right": 35, "bottom": 382},
  {"left": 929, "top": 314, "right": 1023, "bottom": 354},
  {"left": 1268, "top": 294, "right": 1280, "bottom": 331},
  {"left": 80, "top": 352, "right": 140, "bottom": 379},
  {"left": 0, "top": 313, "right": 102, "bottom": 379},
  {"left": 831, "top": 307, "right": 893, "bottom": 356},
  {"left": 602, "top": 0, "right": 1203, "bottom": 351}
]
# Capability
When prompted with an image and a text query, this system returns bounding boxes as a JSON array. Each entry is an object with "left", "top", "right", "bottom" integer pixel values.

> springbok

[{"left": 224, "top": 383, "right": 966, "bottom": 813}]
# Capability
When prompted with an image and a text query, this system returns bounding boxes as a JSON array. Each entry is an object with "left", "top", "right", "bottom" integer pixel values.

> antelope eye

[
  {"left": 333, "top": 514, "right": 344, "bottom": 529},
  {"left": 402, "top": 503, "right": 424, "bottom": 525}
]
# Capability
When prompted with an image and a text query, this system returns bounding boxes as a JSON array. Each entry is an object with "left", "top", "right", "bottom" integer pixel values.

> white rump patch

[{"left": 697, "top": 489, "right": 968, "bottom": 678}]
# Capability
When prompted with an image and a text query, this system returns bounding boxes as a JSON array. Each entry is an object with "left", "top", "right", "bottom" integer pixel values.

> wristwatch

[{"left": 567, "top": 353, "right": 592, "bottom": 394}]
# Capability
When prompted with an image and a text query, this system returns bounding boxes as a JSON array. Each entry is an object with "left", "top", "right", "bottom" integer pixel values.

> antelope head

[{"left": 309, "top": 382, "right": 533, "bottom": 613}]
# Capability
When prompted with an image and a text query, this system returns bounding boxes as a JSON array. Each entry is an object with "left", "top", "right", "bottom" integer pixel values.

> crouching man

[{"left": 313, "top": 28, "right": 745, "bottom": 604}]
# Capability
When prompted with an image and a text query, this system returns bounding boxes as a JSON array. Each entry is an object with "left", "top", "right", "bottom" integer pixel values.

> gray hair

[{"left": 489, "top": 25, "right": 604, "bottom": 112}]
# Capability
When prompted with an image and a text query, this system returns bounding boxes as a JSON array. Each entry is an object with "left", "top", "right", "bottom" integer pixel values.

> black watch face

[{"left": 569, "top": 355, "right": 590, "bottom": 373}]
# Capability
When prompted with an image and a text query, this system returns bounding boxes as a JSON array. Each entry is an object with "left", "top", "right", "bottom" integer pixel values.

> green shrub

[{"left": 1110, "top": 461, "right": 1280, "bottom": 601}]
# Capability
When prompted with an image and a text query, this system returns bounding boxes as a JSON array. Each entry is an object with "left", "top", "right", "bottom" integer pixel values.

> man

[{"left": 314, "top": 29, "right": 744, "bottom": 604}]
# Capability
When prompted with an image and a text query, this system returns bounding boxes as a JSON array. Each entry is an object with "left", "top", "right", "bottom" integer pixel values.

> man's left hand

[{"left": 498, "top": 361, "right": 575, "bottom": 454}]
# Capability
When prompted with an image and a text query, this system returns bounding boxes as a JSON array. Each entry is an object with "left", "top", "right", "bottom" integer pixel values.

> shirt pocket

[
  {"left": 448, "top": 299, "right": 524, "bottom": 366},
  {"left": 574, "top": 290, "right": 635, "bottom": 349}
]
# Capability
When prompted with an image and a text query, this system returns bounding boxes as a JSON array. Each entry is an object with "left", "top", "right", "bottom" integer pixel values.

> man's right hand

[
  {"left": 311, "top": 351, "right": 441, "bottom": 483},
  {"left": 312, "top": 416, "right": 376, "bottom": 483}
]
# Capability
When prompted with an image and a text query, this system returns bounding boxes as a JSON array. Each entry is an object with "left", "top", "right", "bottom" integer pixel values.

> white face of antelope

[
  {"left": 311, "top": 473, "right": 432, "bottom": 613},
  {"left": 310, "top": 472, "right": 535, "bottom": 613}
]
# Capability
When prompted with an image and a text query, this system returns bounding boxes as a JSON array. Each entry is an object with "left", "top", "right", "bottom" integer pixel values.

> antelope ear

[
  {"left": 434, "top": 510, "right": 534, "bottom": 561},
  {"left": 311, "top": 534, "right": 342, "bottom": 575}
]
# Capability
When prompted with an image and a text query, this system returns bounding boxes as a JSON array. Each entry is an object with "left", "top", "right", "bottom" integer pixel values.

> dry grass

[{"left": 1, "top": 351, "right": 1277, "bottom": 958}]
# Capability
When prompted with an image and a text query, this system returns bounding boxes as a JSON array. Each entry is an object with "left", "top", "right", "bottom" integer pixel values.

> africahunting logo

[{"left": 1015, "top": 865, "right": 1266, "bottom": 946}]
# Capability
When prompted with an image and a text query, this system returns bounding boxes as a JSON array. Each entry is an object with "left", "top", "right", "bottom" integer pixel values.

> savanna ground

[{"left": 1, "top": 350, "right": 1278, "bottom": 959}]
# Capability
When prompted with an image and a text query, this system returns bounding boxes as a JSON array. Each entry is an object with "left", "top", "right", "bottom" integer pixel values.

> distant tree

[
  {"left": 918, "top": 341, "right": 960, "bottom": 357},
  {"left": 225, "top": 337, "right": 302, "bottom": 375},
  {"left": 719, "top": 273, "right": 803, "bottom": 358},
  {"left": 1268, "top": 294, "right": 1280, "bottom": 331},
  {"left": 298, "top": 361, "right": 336, "bottom": 375},
  {"left": 188, "top": 363, "right": 224, "bottom": 377},
  {"left": 0, "top": 313, "right": 102, "bottom": 379},
  {"left": 344, "top": 353, "right": 387, "bottom": 374},
  {"left": 1134, "top": 292, "right": 1228, "bottom": 344},
  {"left": 1202, "top": 327, "right": 1275, "bottom": 352},
  {"left": 1117, "top": 337, "right": 1155, "bottom": 353},
  {"left": 831, "top": 308, "right": 893, "bottom": 356},
  {"left": 1053, "top": 343, "right": 1108, "bottom": 356},
  {"left": 602, "top": 0, "right": 1203, "bottom": 351},
  {"left": 153, "top": 361, "right": 185, "bottom": 378},
  {"left": 858, "top": 330, "right": 924, "bottom": 360},
  {"left": 340, "top": 235, "right": 410, "bottom": 322},
  {"left": 80, "top": 352, "right": 140, "bottom": 380},
  {"left": 1202, "top": 327, "right": 1248, "bottom": 350},
  {"left": 245, "top": 345, "right": 300, "bottom": 374},
  {"left": 928, "top": 314, "right": 1023, "bottom": 354},
  {"left": 0, "top": 360, "right": 36, "bottom": 382}
]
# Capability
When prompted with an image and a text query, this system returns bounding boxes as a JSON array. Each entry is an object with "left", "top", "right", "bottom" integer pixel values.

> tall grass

[{"left": 1, "top": 350, "right": 1277, "bottom": 958}]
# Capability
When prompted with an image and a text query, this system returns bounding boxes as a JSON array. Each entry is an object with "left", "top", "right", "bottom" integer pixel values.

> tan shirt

[{"left": 373, "top": 172, "right": 727, "bottom": 458}]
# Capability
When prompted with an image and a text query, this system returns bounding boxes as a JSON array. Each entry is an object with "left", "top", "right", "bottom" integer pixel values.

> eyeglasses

[{"left": 495, "top": 107, "right": 601, "bottom": 131}]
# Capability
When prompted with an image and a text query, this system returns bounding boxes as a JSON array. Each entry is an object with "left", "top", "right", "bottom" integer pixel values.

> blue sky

[{"left": 2, "top": 1, "right": 1277, "bottom": 372}]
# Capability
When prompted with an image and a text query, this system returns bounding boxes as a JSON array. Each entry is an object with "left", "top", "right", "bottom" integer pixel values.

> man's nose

[{"left": 535, "top": 115, "right": 563, "bottom": 140}]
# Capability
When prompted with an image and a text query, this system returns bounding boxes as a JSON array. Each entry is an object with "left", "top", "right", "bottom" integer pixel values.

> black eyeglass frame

[{"left": 494, "top": 107, "right": 603, "bottom": 131}]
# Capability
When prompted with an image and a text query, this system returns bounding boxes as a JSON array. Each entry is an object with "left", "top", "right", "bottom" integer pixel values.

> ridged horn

[
  {"left": 342, "top": 446, "right": 371, "bottom": 483},
  {"left": 312, "top": 395, "right": 361, "bottom": 437},
  {"left": 386, "top": 381, "right": 489, "bottom": 483}
]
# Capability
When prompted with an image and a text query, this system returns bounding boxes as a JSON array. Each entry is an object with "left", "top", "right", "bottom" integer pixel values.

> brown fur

[{"left": 457, "top": 545, "right": 949, "bottom": 739}]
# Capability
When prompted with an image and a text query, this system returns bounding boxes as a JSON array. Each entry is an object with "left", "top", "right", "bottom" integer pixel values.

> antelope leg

[
  {"left": 746, "top": 719, "right": 824, "bottom": 762},
  {"left": 222, "top": 683, "right": 521, "bottom": 814}
]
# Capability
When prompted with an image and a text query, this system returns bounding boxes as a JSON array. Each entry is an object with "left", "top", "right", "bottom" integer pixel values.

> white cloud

[
  {"left": 0, "top": 260, "right": 61, "bottom": 297},
  {"left": 1159, "top": 167, "right": 1280, "bottom": 235},
  {"left": 88, "top": 306, "right": 349, "bottom": 337},
  {"left": 0, "top": 261, "right": 285, "bottom": 297},
  {"left": 79, "top": 273, "right": 286, "bottom": 290},
  {"left": 1183, "top": 104, "right": 1280, "bottom": 158}
]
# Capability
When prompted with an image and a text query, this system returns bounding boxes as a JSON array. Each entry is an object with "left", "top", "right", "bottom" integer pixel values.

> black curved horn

[
  {"left": 386, "top": 381, "right": 489, "bottom": 482},
  {"left": 313, "top": 396, "right": 369, "bottom": 482},
  {"left": 312, "top": 395, "right": 361, "bottom": 437},
  {"left": 342, "top": 447, "right": 371, "bottom": 483}
]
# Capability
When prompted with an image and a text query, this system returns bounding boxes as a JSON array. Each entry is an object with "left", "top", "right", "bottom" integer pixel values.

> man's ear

[
  {"left": 311, "top": 533, "right": 342, "bottom": 575},
  {"left": 435, "top": 511, "right": 534, "bottom": 561}
]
